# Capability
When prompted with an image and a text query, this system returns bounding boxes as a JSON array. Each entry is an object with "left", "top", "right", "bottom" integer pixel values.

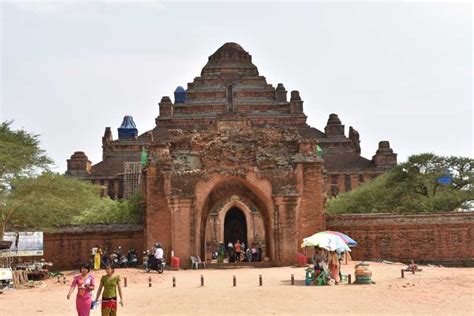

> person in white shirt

[{"left": 154, "top": 243, "right": 164, "bottom": 261}]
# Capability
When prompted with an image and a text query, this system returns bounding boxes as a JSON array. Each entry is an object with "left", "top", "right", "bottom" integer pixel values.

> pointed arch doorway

[{"left": 224, "top": 207, "right": 248, "bottom": 248}]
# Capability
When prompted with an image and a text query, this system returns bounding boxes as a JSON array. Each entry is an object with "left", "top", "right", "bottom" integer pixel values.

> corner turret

[
  {"left": 290, "top": 90, "right": 303, "bottom": 113},
  {"left": 276, "top": 83, "right": 287, "bottom": 102},
  {"left": 324, "top": 114, "right": 345, "bottom": 137},
  {"left": 118, "top": 116, "right": 138, "bottom": 140},
  {"left": 66, "top": 151, "right": 91, "bottom": 177},
  {"left": 372, "top": 141, "right": 397, "bottom": 169},
  {"left": 159, "top": 96, "right": 173, "bottom": 117},
  {"left": 174, "top": 86, "right": 186, "bottom": 104}
]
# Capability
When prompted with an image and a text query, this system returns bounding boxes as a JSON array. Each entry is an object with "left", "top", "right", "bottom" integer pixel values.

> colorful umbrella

[
  {"left": 300, "top": 231, "right": 351, "bottom": 252},
  {"left": 326, "top": 231, "right": 357, "bottom": 247}
]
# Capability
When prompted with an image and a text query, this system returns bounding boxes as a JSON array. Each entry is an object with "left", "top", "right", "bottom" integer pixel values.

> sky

[{"left": 1, "top": 1, "right": 472, "bottom": 173}]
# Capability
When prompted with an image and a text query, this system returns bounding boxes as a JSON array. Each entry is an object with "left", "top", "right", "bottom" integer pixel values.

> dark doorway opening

[{"left": 224, "top": 207, "right": 247, "bottom": 249}]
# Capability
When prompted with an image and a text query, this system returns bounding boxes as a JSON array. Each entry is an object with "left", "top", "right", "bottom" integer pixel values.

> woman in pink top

[{"left": 67, "top": 263, "right": 95, "bottom": 316}]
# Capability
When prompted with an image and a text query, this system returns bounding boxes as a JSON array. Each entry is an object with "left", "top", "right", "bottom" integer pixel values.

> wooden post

[
  {"left": 259, "top": 275, "right": 262, "bottom": 286},
  {"left": 173, "top": 276, "right": 176, "bottom": 288},
  {"left": 291, "top": 274, "right": 294, "bottom": 285},
  {"left": 148, "top": 276, "right": 152, "bottom": 287},
  {"left": 233, "top": 275, "right": 236, "bottom": 287},
  {"left": 401, "top": 269, "right": 405, "bottom": 278},
  {"left": 124, "top": 277, "right": 127, "bottom": 287},
  {"left": 348, "top": 274, "right": 352, "bottom": 284},
  {"left": 201, "top": 275, "right": 204, "bottom": 287}
]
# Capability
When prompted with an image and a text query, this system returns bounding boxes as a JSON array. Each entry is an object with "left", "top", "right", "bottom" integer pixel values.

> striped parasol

[
  {"left": 325, "top": 231, "right": 357, "bottom": 247},
  {"left": 300, "top": 231, "right": 357, "bottom": 252}
]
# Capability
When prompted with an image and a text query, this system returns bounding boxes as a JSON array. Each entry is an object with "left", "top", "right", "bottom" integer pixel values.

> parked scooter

[
  {"left": 142, "top": 250, "right": 149, "bottom": 267},
  {"left": 101, "top": 249, "right": 110, "bottom": 268},
  {"left": 110, "top": 248, "right": 120, "bottom": 268},
  {"left": 120, "top": 253, "right": 129, "bottom": 268},
  {"left": 127, "top": 249, "right": 139, "bottom": 268}
]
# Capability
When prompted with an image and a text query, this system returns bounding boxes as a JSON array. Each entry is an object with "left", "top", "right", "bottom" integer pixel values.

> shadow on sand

[{"left": 280, "top": 279, "right": 306, "bottom": 286}]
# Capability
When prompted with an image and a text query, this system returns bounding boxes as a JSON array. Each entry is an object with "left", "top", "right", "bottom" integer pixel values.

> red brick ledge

[{"left": 326, "top": 212, "right": 474, "bottom": 227}]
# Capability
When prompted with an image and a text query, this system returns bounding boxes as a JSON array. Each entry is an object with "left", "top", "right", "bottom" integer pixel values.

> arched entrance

[
  {"left": 224, "top": 207, "right": 247, "bottom": 248},
  {"left": 198, "top": 179, "right": 272, "bottom": 262}
]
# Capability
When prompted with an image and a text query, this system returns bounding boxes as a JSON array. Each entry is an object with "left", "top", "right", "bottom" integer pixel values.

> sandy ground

[{"left": 1, "top": 261, "right": 473, "bottom": 315}]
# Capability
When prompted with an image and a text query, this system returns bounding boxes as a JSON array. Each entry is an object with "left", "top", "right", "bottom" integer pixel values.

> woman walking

[
  {"left": 67, "top": 264, "right": 95, "bottom": 316},
  {"left": 95, "top": 265, "right": 123, "bottom": 316}
]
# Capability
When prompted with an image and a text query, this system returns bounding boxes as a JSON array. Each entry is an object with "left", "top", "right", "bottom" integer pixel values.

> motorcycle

[
  {"left": 120, "top": 254, "right": 129, "bottom": 268},
  {"left": 142, "top": 250, "right": 149, "bottom": 268},
  {"left": 127, "top": 249, "right": 139, "bottom": 268},
  {"left": 101, "top": 249, "right": 110, "bottom": 268},
  {"left": 110, "top": 251, "right": 120, "bottom": 268},
  {"left": 144, "top": 251, "right": 165, "bottom": 274}
]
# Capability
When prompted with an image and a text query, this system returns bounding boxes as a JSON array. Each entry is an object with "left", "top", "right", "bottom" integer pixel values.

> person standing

[
  {"left": 234, "top": 240, "right": 241, "bottom": 262},
  {"left": 67, "top": 264, "right": 95, "bottom": 316},
  {"left": 91, "top": 246, "right": 98, "bottom": 267},
  {"left": 95, "top": 265, "right": 123, "bottom": 316},
  {"left": 328, "top": 251, "right": 341, "bottom": 284},
  {"left": 251, "top": 244, "right": 258, "bottom": 262},
  {"left": 94, "top": 247, "right": 103, "bottom": 270},
  {"left": 227, "top": 241, "right": 234, "bottom": 261},
  {"left": 91, "top": 246, "right": 98, "bottom": 257}
]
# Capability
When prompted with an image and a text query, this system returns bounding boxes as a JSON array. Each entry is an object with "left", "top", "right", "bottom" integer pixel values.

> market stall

[{"left": 301, "top": 231, "right": 356, "bottom": 286}]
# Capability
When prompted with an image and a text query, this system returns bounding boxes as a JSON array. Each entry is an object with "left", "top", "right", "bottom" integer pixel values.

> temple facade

[{"left": 66, "top": 43, "right": 396, "bottom": 264}]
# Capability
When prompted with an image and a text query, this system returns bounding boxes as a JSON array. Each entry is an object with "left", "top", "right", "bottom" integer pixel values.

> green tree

[
  {"left": 1, "top": 122, "right": 143, "bottom": 233},
  {"left": 0, "top": 121, "right": 53, "bottom": 235},
  {"left": 6, "top": 173, "right": 102, "bottom": 231},
  {"left": 327, "top": 153, "right": 474, "bottom": 214},
  {"left": 72, "top": 192, "right": 144, "bottom": 225},
  {"left": 0, "top": 121, "right": 52, "bottom": 179},
  {"left": 5, "top": 174, "right": 144, "bottom": 231}
]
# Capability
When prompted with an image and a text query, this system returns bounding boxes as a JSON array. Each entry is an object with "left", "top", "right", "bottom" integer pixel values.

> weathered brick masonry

[
  {"left": 42, "top": 225, "right": 144, "bottom": 270},
  {"left": 67, "top": 42, "right": 398, "bottom": 266},
  {"left": 326, "top": 212, "right": 474, "bottom": 266}
]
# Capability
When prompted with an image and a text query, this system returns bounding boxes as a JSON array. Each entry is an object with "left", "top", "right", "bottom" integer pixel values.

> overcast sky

[{"left": 1, "top": 1, "right": 472, "bottom": 172}]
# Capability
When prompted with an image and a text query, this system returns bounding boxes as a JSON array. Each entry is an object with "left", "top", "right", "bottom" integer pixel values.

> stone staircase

[{"left": 206, "top": 261, "right": 274, "bottom": 269}]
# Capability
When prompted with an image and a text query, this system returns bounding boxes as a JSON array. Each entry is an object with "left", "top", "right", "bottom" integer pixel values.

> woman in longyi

[
  {"left": 67, "top": 264, "right": 95, "bottom": 316},
  {"left": 95, "top": 265, "right": 124, "bottom": 316}
]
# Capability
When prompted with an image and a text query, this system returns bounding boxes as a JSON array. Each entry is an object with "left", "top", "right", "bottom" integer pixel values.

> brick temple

[{"left": 66, "top": 43, "right": 396, "bottom": 264}]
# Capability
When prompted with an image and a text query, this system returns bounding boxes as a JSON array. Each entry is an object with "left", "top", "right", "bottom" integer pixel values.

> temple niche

[{"left": 66, "top": 42, "right": 397, "bottom": 265}]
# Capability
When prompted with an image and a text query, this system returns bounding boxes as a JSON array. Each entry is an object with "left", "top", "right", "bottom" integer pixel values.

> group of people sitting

[
  {"left": 312, "top": 246, "right": 343, "bottom": 285},
  {"left": 223, "top": 240, "right": 262, "bottom": 263}
]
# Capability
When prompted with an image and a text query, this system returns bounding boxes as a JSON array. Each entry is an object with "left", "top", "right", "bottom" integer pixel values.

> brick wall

[
  {"left": 326, "top": 212, "right": 474, "bottom": 266},
  {"left": 43, "top": 225, "right": 144, "bottom": 270}
]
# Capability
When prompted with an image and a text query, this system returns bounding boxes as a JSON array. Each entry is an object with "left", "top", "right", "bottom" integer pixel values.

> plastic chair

[
  {"left": 196, "top": 256, "right": 206, "bottom": 269},
  {"left": 340, "top": 274, "right": 348, "bottom": 284},
  {"left": 316, "top": 270, "right": 329, "bottom": 286},
  {"left": 190, "top": 256, "right": 199, "bottom": 269}
]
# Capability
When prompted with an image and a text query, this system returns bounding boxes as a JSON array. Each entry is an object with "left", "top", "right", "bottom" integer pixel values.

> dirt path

[{"left": 1, "top": 261, "right": 473, "bottom": 315}]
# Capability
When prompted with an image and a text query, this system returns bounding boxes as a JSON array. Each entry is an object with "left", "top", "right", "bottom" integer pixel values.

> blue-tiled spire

[
  {"left": 174, "top": 86, "right": 186, "bottom": 104},
  {"left": 118, "top": 115, "right": 138, "bottom": 140}
]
